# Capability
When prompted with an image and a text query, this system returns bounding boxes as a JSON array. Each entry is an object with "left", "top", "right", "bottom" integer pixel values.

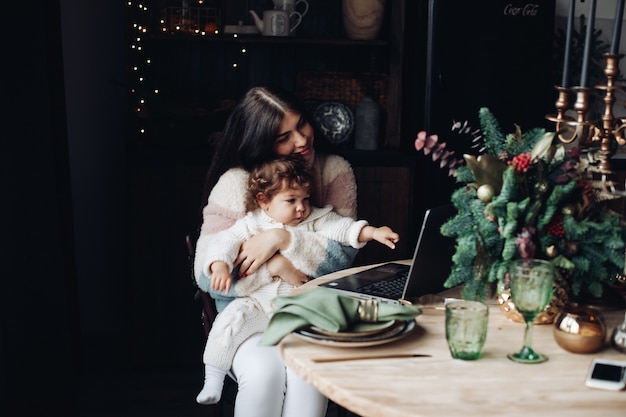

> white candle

[
  {"left": 580, "top": 0, "right": 597, "bottom": 88},
  {"left": 562, "top": 0, "right": 576, "bottom": 87},
  {"left": 611, "top": 0, "right": 625, "bottom": 54}
]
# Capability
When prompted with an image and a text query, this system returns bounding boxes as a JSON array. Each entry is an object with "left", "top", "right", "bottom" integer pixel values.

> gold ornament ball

[
  {"left": 477, "top": 184, "right": 495, "bottom": 203},
  {"left": 545, "top": 245, "right": 558, "bottom": 258},
  {"left": 561, "top": 205, "right": 575, "bottom": 216}
]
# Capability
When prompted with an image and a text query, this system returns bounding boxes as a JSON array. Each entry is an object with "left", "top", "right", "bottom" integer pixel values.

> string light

[
  {"left": 128, "top": 1, "right": 247, "bottom": 140},
  {"left": 127, "top": 1, "right": 153, "bottom": 137}
]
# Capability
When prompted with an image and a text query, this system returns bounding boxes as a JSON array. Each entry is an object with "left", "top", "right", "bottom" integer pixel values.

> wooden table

[{"left": 277, "top": 261, "right": 626, "bottom": 417}]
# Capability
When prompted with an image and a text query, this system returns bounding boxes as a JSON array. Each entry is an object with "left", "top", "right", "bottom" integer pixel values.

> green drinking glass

[{"left": 507, "top": 259, "right": 555, "bottom": 364}]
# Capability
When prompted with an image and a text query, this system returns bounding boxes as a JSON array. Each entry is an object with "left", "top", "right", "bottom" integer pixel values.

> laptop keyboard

[{"left": 358, "top": 271, "right": 408, "bottom": 298}]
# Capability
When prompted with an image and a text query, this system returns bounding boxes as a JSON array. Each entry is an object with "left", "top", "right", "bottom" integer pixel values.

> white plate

[{"left": 294, "top": 320, "right": 416, "bottom": 347}]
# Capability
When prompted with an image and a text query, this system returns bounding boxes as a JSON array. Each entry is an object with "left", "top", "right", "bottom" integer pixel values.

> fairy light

[
  {"left": 127, "top": 1, "right": 238, "bottom": 141},
  {"left": 128, "top": 0, "right": 153, "bottom": 137}
]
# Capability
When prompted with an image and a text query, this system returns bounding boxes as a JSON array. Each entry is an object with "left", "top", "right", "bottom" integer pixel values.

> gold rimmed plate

[
  {"left": 307, "top": 320, "right": 397, "bottom": 339},
  {"left": 294, "top": 320, "right": 416, "bottom": 347}
]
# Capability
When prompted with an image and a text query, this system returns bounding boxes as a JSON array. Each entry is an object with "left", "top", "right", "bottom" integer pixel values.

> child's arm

[
  {"left": 210, "top": 261, "right": 233, "bottom": 293},
  {"left": 359, "top": 226, "right": 400, "bottom": 249},
  {"left": 266, "top": 254, "right": 310, "bottom": 287}
]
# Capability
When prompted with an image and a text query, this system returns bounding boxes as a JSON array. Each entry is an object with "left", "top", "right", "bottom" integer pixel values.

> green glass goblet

[{"left": 507, "top": 259, "right": 555, "bottom": 364}]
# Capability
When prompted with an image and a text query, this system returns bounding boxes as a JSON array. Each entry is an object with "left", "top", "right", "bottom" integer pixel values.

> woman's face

[{"left": 273, "top": 111, "right": 315, "bottom": 161}]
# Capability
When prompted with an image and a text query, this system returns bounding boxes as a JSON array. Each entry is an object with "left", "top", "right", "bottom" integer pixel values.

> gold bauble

[
  {"left": 545, "top": 245, "right": 558, "bottom": 258},
  {"left": 476, "top": 184, "right": 495, "bottom": 203},
  {"left": 561, "top": 204, "right": 575, "bottom": 216}
]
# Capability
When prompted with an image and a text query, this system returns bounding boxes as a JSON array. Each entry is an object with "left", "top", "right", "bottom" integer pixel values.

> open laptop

[{"left": 320, "top": 205, "right": 457, "bottom": 305}]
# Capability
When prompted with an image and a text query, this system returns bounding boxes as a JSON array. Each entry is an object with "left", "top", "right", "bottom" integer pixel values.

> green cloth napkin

[{"left": 260, "top": 287, "right": 422, "bottom": 345}]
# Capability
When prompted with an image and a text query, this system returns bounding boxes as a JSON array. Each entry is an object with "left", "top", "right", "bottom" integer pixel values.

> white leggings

[{"left": 231, "top": 333, "right": 328, "bottom": 417}]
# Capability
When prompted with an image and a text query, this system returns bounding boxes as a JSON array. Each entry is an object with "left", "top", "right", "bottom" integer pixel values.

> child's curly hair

[{"left": 245, "top": 155, "right": 312, "bottom": 212}]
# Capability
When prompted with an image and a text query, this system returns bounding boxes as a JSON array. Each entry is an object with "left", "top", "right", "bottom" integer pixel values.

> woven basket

[{"left": 295, "top": 71, "right": 388, "bottom": 113}]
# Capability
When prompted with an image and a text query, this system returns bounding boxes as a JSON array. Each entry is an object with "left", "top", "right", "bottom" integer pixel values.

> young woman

[{"left": 193, "top": 86, "right": 358, "bottom": 417}]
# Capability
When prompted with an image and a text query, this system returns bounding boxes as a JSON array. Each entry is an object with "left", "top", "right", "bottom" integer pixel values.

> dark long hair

[{"left": 202, "top": 85, "right": 322, "bottom": 204}]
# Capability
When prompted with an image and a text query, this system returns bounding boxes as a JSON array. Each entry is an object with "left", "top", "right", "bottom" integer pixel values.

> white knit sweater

[
  {"left": 202, "top": 206, "right": 368, "bottom": 297},
  {"left": 194, "top": 152, "right": 358, "bottom": 312}
]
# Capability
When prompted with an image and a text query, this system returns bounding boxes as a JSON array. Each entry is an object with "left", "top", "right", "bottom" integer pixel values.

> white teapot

[
  {"left": 273, "top": 0, "right": 309, "bottom": 18},
  {"left": 249, "top": 9, "right": 302, "bottom": 37}
]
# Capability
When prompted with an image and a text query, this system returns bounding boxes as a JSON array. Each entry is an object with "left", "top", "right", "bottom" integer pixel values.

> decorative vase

[
  {"left": 553, "top": 303, "right": 606, "bottom": 354},
  {"left": 354, "top": 96, "right": 379, "bottom": 150},
  {"left": 496, "top": 270, "right": 570, "bottom": 325},
  {"left": 341, "top": 0, "right": 385, "bottom": 40}
]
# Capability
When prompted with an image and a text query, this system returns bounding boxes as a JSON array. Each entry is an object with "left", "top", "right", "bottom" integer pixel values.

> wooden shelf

[{"left": 145, "top": 33, "right": 388, "bottom": 47}]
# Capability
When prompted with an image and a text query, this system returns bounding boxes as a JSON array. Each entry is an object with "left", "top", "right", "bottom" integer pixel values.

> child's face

[{"left": 260, "top": 183, "right": 311, "bottom": 226}]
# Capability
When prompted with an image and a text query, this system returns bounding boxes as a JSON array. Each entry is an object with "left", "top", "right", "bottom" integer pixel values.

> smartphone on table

[{"left": 585, "top": 358, "right": 626, "bottom": 391}]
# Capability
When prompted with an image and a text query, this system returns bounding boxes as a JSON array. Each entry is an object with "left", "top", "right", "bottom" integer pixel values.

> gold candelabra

[{"left": 548, "top": 53, "right": 626, "bottom": 173}]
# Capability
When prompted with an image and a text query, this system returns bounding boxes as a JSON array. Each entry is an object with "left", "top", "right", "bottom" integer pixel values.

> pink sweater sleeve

[
  {"left": 312, "top": 153, "right": 357, "bottom": 220},
  {"left": 194, "top": 168, "right": 248, "bottom": 284}
]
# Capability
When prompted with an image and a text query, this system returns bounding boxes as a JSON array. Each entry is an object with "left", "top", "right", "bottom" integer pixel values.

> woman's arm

[{"left": 234, "top": 228, "right": 291, "bottom": 277}]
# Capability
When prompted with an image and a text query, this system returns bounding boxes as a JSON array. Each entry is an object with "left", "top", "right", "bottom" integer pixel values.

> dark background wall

[
  {"left": 60, "top": 0, "right": 128, "bottom": 343},
  {"left": 3, "top": 1, "right": 83, "bottom": 414},
  {"left": 2, "top": 1, "right": 132, "bottom": 414}
]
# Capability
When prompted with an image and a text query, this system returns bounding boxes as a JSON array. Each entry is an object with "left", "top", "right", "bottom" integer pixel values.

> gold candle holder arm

[
  {"left": 546, "top": 86, "right": 589, "bottom": 144},
  {"left": 549, "top": 53, "right": 625, "bottom": 172}
]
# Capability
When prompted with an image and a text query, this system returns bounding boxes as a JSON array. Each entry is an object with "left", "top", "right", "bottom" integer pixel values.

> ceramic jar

[
  {"left": 354, "top": 96, "right": 379, "bottom": 150},
  {"left": 341, "top": 0, "right": 386, "bottom": 40}
]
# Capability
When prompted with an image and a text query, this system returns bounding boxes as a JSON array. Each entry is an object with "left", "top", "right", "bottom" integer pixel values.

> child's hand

[
  {"left": 267, "top": 254, "right": 310, "bottom": 287},
  {"left": 373, "top": 226, "right": 400, "bottom": 249},
  {"left": 210, "top": 262, "right": 233, "bottom": 292}
]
